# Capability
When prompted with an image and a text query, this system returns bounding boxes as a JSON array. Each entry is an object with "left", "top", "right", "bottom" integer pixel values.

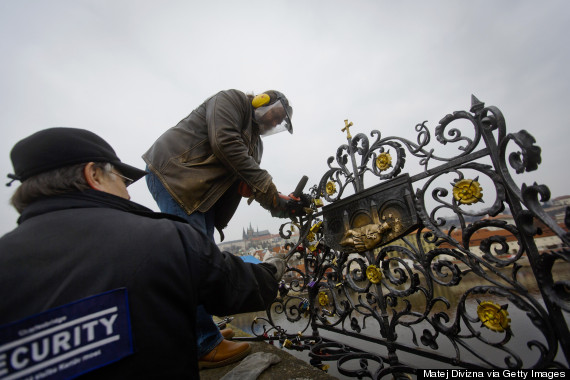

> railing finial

[{"left": 342, "top": 119, "right": 354, "bottom": 139}]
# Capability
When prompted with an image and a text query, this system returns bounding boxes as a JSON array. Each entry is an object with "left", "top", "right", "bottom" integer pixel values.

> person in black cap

[
  {"left": 143, "top": 89, "right": 300, "bottom": 368},
  {"left": 0, "top": 127, "right": 285, "bottom": 379},
  {"left": 7, "top": 127, "right": 148, "bottom": 209}
]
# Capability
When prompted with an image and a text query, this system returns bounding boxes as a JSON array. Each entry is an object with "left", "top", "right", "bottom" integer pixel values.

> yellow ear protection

[{"left": 252, "top": 93, "right": 271, "bottom": 108}]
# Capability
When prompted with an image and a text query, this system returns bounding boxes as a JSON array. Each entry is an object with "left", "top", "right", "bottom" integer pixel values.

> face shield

[{"left": 254, "top": 97, "right": 293, "bottom": 136}]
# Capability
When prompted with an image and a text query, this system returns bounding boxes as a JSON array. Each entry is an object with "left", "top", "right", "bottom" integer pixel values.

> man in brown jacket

[{"left": 142, "top": 89, "right": 294, "bottom": 368}]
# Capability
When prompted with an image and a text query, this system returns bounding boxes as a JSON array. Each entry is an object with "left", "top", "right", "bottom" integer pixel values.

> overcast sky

[{"left": 1, "top": 1, "right": 568, "bottom": 243}]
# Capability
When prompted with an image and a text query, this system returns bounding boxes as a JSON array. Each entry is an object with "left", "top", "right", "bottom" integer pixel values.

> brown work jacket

[{"left": 142, "top": 89, "right": 272, "bottom": 233}]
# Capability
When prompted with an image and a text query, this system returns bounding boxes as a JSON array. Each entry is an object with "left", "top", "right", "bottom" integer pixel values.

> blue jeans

[{"left": 146, "top": 170, "right": 223, "bottom": 358}]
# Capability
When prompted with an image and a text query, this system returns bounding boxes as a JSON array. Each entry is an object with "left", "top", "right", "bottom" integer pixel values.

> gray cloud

[{"left": 1, "top": 0, "right": 569, "bottom": 242}]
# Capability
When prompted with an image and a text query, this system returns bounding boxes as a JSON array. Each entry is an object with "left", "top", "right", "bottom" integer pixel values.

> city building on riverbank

[{"left": 217, "top": 223, "right": 299, "bottom": 256}]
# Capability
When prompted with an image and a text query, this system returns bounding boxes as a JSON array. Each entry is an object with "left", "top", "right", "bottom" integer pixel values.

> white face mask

[{"left": 254, "top": 99, "right": 293, "bottom": 136}]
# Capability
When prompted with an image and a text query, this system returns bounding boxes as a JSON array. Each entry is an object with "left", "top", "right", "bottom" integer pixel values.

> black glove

[
  {"left": 263, "top": 256, "right": 286, "bottom": 281},
  {"left": 271, "top": 192, "right": 312, "bottom": 219},
  {"left": 254, "top": 183, "right": 312, "bottom": 219},
  {"left": 285, "top": 193, "right": 312, "bottom": 218},
  {"left": 253, "top": 182, "right": 294, "bottom": 219},
  {"left": 270, "top": 196, "right": 290, "bottom": 218}
]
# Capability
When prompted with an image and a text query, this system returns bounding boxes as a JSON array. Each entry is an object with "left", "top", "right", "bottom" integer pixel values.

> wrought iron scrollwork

[{"left": 239, "top": 95, "right": 569, "bottom": 375}]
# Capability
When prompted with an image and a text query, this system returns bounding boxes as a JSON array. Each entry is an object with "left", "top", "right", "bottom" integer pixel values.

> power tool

[{"left": 277, "top": 175, "right": 312, "bottom": 218}]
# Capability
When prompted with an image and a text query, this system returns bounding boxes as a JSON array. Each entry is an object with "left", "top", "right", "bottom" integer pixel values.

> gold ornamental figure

[{"left": 340, "top": 222, "right": 391, "bottom": 252}]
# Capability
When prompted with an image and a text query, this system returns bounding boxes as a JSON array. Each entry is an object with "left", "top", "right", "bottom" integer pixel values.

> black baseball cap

[{"left": 9, "top": 127, "right": 147, "bottom": 183}]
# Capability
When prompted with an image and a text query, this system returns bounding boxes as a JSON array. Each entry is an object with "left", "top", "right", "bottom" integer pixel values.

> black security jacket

[{"left": 0, "top": 190, "right": 278, "bottom": 378}]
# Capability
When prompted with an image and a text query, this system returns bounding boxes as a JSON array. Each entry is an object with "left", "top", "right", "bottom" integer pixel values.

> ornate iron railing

[{"left": 239, "top": 96, "right": 569, "bottom": 378}]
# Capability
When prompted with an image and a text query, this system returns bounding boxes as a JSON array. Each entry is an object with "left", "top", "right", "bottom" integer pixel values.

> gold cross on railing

[{"left": 342, "top": 119, "right": 353, "bottom": 139}]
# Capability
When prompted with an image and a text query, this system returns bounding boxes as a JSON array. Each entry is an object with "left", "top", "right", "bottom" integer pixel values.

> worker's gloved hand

[
  {"left": 254, "top": 182, "right": 312, "bottom": 219},
  {"left": 285, "top": 193, "right": 312, "bottom": 218},
  {"left": 253, "top": 182, "right": 279, "bottom": 209},
  {"left": 253, "top": 182, "right": 289, "bottom": 218},
  {"left": 263, "top": 256, "right": 286, "bottom": 281},
  {"left": 270, "top": 196, "right": 291, "bottom": 218}
]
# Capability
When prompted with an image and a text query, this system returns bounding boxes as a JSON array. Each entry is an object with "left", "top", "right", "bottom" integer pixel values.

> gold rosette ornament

[
  {"left": 325, "top": 181, "right": 337, "bottom": 195},
  {"left": 366, "top": 265, "right": 382, "bottom": 284},
  {"left": 452, "top": 178, "right": 483, "bottom": 205},
  {"left": 375, "top": 152, "right": 392, "bottom": 171},
  {"left": 318, "top": 291, "right": 329, "bottom": 306},
  {"left": 477, "top": 301, "right": 511, "bottom": 332}
]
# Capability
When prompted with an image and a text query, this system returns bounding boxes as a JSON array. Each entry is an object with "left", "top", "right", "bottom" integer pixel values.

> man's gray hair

[{"left": 10, "top": 162, "right": 112, "bottom": 213}]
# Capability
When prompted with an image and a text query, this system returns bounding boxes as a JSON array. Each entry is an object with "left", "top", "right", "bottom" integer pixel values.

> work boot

[
  {"left": 220, "top": 328, "right": 235, "bottom": 340},
  {"left": 198, "top": 340, "right": 251, "bottom": 369}
]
